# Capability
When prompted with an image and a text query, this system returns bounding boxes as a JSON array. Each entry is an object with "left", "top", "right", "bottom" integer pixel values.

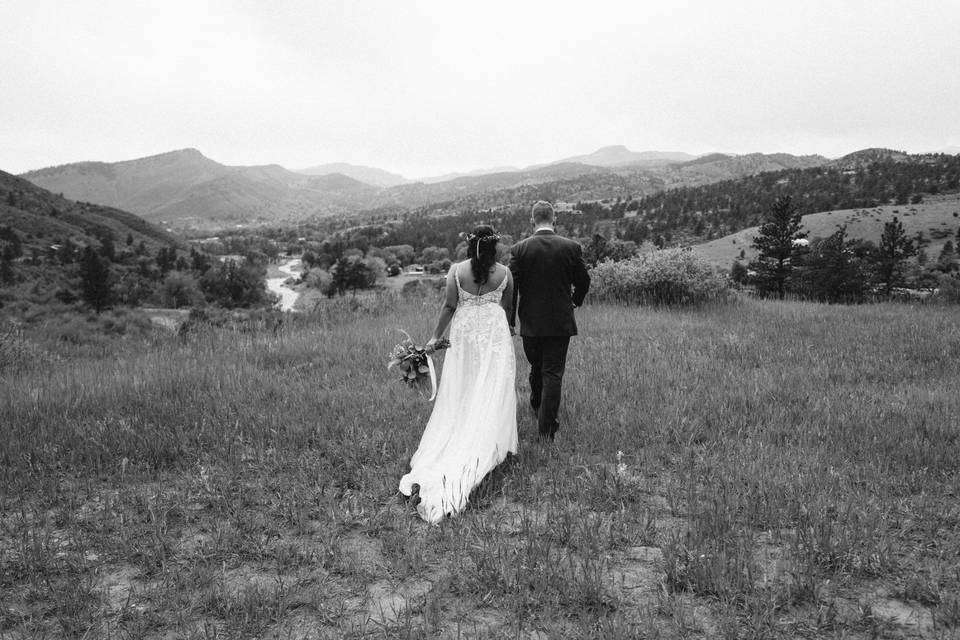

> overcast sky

[{"left": 2, "top": 0, "right": 959, "bottom": 178}]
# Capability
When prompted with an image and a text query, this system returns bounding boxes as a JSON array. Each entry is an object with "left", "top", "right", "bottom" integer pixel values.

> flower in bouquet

[{"left": 387, "top": 330, "right": 450, "bottom": 399}]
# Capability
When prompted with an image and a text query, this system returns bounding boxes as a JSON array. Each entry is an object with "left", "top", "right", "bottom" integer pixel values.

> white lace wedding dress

[{"left": 398, "top": 269, "right": 518, "bottom": 523}]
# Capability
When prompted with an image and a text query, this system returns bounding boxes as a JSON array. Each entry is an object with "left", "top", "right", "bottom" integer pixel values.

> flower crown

[{"left": 467, "top": 232, "right": 501, "bottom": 243}]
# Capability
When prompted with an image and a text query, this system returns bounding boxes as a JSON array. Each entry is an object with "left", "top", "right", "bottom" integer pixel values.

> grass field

[{"left": 2, "top": 295, "right": 959, "bottom": 638}]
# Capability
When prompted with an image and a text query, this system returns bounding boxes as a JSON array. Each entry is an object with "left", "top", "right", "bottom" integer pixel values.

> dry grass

[
  {"left": 695, "top": 191, "right": 960, "bottom": 268},
  {"left": 2, "top": 294, "right": 959, "bottom": 638}
]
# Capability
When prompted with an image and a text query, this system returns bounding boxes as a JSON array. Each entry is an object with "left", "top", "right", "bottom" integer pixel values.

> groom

[{"left": 509, "top": 201, "right": 591, "bottom": 441}]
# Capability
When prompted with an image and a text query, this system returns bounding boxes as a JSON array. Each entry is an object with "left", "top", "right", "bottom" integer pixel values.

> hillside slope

[
  {"left": 21, "top": 150, "right": 380, "bottom": 228},
  {"left": 0, "top": 169, "right": 182, "bottom": 252},
  {"left": 692, "top": 192, "right": 960, "bottom": 268}
]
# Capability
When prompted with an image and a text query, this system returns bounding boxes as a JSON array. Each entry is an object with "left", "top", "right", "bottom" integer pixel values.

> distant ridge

[
  {"left": 21, "top": 150, "right": 381, "bottom": 227},
  {"left": 18, "top": 145, "right": 940, "bottom": 228},
  {"left": 552, "top": 145, "right": 697, "bottom": 167},
  {"left": 836, "top": 148, "right": 910, "bottom": 167},
  {"left": 297, "top": 162, "right": 410, "bottom": 188},
  {"left": 417, "top": 166, "right": 522, "bottom": 184}
]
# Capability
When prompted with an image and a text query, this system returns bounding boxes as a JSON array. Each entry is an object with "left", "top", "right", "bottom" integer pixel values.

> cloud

[{"left": 2, "top": 0, "right": 959, "bottom": 175}]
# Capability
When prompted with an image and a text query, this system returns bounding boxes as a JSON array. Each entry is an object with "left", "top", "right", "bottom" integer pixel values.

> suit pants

[{"left": 521, "top": 336, "right": 570, "bottom": 438}]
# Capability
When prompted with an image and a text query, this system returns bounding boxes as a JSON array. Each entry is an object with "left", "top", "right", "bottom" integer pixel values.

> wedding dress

[{"left": 398, "top": 268, "right": 518, "bottom": 523}]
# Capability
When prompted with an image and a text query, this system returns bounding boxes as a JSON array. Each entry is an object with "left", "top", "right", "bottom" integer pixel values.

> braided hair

[{"left": 467, "top": 225, "right": 500, "bottom": 286}]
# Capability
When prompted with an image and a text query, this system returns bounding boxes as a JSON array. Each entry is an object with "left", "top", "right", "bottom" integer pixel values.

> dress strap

[
  {"left": 454, "top": 267, "right": 461, "bottom": 290},
  {"left": 495, "top": 270, "right": 508, "bottom": 293}
]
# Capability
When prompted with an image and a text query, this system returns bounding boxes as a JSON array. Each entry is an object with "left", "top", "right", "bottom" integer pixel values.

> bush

[
  {"left": 589, "top": 248, "right": 731, "bottom": 306},
  {"left": 933, "top": 273, "right": 960, "bottom": 304},
  {"left": 159, "top": 271, "right": 204, "bottom": 309}
]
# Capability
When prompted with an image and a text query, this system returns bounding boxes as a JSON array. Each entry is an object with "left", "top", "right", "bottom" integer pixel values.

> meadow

[{"left": 1, "top": 295, "right": 959, "bottom": 639}]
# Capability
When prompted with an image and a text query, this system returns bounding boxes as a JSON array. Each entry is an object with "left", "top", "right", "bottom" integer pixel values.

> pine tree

[
  {"left": 938, "top": 240, "right": 958, "bottom": 273},
  {"left": 875, "top": 216, "right": 916, "bottom": 296},
  {"left": 802, "top": 226, "right": 866, "bottom": 303},
  {"left": 79, "top": 246, "right": 113, "bottom": 313},
  {"left": 749, "top": 196, "right": 807, "bottom": 299},
  {"left": 0, "top": 245, "right": 16, "bottom": 285}
]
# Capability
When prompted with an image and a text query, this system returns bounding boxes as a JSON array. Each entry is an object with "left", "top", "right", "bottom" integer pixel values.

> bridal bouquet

[{"left": 387, "top": 330, "right": 450, "bottom": 400}]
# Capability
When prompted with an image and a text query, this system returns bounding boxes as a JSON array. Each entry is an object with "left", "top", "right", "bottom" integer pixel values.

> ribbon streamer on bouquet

[{"left": 426, "top": 354, "right": 438, "bottom": 401}]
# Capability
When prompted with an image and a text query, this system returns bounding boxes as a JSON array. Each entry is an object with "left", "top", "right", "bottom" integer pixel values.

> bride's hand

[{"left": 425, "top": 338, "right": 438, "bottom": 353}]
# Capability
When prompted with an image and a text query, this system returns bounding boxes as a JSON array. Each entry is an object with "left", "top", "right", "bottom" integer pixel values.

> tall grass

[{"left": 2, "top": 294, "right": 959, "bottom": 637}]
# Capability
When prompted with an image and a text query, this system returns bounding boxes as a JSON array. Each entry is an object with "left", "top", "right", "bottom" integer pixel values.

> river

[{"left": 266, "top": 258, "right": 302, "bottom": 311}]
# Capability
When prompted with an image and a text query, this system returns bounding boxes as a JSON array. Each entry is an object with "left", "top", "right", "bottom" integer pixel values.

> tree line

[{"left": 742, "top": 196, "right": 959, "bottom": 302}]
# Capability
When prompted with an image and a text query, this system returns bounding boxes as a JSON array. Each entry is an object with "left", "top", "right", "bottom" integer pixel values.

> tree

[
  {"left": 156, "top": 246, "right": 177, "bottom": 274},
  {"left": 0, "top": 245, "right": 16, "bottom": 285},
  {"left": 79, "top": 245, "right": 113, "bottom": 313},
  {"left": 799, "top": 226, "right": 866, "bottom": 303},
  {"left": 937, "top": 240, "right": 958, "bottom": 273},
  {"left": 419, "top": 246, "right": 449, "bottom": 264},
  {"left": 875, "top": 216, "right": 916, "bottom": 296},
  {"left": 199, "top": 259, "right": 269, "bottom": 308},
  {"left": 99, "top": 234, "right": 116, "bottom": 262},
  {"left": 749, "top": 196, "right": 807, "bottom": 299},
  {"left": 730, "top": 260, "right": 748, "bottom": 285},
  {"left": 327, "top": 255, "right": 378, "bottom": 295},
  {"left": 0, "top": 226, "right": 22, "bottom": 258},
  {"left": 584, "top": 234, "right": 609, "bottom": 267},
  {"left": 190, "top": 248, "right": 212, "bottom": 273},
  {"left": 160, "top": 271, "right": 204, "bottom": 309}
]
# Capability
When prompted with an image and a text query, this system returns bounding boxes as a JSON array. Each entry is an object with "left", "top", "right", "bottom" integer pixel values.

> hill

[
  {"left": 664, "top": 152, "right": 829, "bottom": 187},
  {"left": 551, "top": 145, "right": 697, "bottom": 167},
  {"left": 297, "top": 162, "right": 411, "bottom": 188},
  {"left": 0, "top": 169, "right": 181, "bottom": 253},
  {"left": 624, "top": 150, "right": 960, "bottom": 249},
  {"left": 692, "top": 192, "right": 960, "bottom": 268},
  {"left": 21, "top": 150, "right": 382, "bottom": 228}
]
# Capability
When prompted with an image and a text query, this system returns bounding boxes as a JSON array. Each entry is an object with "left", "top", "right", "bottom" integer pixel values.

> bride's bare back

[{"left": 453, "top": 260, "right": 508, "bottom": 297}]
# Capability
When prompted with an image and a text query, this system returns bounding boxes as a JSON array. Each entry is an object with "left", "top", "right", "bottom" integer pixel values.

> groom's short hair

[{"left": 531, "top": 200, "right": 555, "bottom": 223}]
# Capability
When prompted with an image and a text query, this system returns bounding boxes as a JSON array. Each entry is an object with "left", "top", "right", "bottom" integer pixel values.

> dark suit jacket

[{"left": 509, "top": 229, "right": 590, "bottom": 337}]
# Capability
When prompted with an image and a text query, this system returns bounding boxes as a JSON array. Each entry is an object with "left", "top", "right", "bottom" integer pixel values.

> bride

[{"left": 398, "top": 225, "right": 518, "bottom": 523}]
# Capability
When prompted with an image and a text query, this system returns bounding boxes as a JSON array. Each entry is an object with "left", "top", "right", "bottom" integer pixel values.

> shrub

[
  {"left": 589, "top": 248, "right": 731, "bottom": 306},
  {"left": 933, "top": 273, "right": 960, "bottom": 304},
  {"left": 159, "top": 271, "right": 204, "bottom": 309}
]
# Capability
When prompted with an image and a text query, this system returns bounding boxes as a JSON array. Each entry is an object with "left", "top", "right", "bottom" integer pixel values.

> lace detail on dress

[{"left": 454, "top": 269, "right": 510, "bottom": 353}]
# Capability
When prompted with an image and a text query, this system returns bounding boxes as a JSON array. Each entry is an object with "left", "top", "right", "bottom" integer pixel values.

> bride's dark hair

[{"left": 467, "top": 225, "right": 500, "bottom": 286}]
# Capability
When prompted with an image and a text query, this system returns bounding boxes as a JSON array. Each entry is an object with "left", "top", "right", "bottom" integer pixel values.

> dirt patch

[{"left": 870, "top": 597, "right": 934, "bottom": 634}]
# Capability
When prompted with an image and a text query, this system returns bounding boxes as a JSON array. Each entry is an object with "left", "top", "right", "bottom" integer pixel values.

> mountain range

[{"left": 16, "top": 145, "right": 945, "bottom": 229}]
